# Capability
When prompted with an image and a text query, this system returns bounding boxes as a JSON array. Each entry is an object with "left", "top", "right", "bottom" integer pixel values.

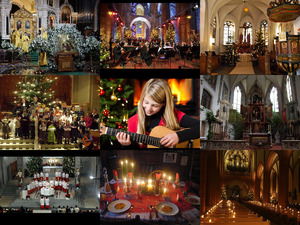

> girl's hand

[
  {"left": 116, "top": 132, "right": 131, "bottom": 146},
  {"left": 160, "top": 132, "right": 179, "bottom": 148}
]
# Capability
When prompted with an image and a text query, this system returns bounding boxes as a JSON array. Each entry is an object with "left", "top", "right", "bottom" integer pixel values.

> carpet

[{"left": 229, "top": 61, "right": 255, "bottom": 74}]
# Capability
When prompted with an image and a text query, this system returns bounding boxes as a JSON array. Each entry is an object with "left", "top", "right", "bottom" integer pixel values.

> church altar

[
  {"left": 238, "top": 53, "right": 252, "bottom": 62},
  {"left": 43, "top": 166, "right": 63, "bottom": 177},
  {"left": 249, "top": 133, "right": 272, "bottom": 146},
  {"left": 41, "top": 187, "right": 55, "bottom": 196}
]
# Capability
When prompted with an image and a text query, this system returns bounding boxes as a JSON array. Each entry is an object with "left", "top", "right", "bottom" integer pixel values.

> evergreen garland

[{"left": 150, "top": 28, "right": 159, "bottom": 40}]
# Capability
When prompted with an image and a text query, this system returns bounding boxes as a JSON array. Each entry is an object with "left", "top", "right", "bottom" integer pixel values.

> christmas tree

[
  {"left": 221, "top": 186, "right": 227, "bottom": 200},
  {"left": 223, "top": 44, "right": 238, "bottom": 65},
  {"left": 100, "top": 79, "right": 136, "bottom": 147},
  {"left": 124, "top": 29, "right": 132, "bottom": 41},
  {"left": 100, "top": 27, "right": 110, "bottom": 69},
  {"left": 252, "top": 31, "right": 267, "bottom": 61},
  {"left": 26, "top": 157, "right": 42, "bottom": 176},
  {"left": 115, "top": 30, "right": 122, "bottom": 43},
  {"left": 14, "top": 75, "right": 58, "bottom": 106},
  {"left": 150, "top": 28, "right": 159, "bottom": 40},
  {"left": 165, "top": 25, "right": 175, "bottom": 44},
  {"left": 63, "top": 157, "right": 75, "bottom": 177}
]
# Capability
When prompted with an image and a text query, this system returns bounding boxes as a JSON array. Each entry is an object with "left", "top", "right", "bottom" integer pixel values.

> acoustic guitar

[
  {"left": 100, "top": 125, "right": 200, "bottom": 148},
  {"left": 82, "top": 135, "right": 92, "bottom": 148}
]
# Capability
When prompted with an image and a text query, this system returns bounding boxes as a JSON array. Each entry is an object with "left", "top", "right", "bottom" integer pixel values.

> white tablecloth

[{"left": 41, "top": 187, "right": 54, "bottom": 196}]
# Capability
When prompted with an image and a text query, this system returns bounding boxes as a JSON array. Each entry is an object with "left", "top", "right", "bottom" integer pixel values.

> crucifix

[{"left": 239, "top": 23, "right": 252, "bottom": 44}]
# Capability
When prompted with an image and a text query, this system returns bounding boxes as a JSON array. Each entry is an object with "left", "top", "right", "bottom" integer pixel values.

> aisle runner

[{"left": 229, "top": 61, "right": 254, "bottom": 74}]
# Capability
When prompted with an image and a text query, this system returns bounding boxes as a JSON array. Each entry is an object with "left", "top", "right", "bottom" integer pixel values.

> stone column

[
  {"left": 200, "top": 151, "right": 208, "bottom": 214},
  {"left": 263, "top": 168, "right": 271, "bottom": 204},
  {"left": 265, "top": 51, "right": 271, "bottom": 75},
  {"left": 278, "top": 158, "right": 289, "bottom": 207},
  {"left": 254, "top": 177, "right": 260, "bottom": 201}
]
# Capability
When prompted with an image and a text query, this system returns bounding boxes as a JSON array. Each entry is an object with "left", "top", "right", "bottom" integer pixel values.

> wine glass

[{"left": 110, "top": 180, "right": 119, "bottom": 201}]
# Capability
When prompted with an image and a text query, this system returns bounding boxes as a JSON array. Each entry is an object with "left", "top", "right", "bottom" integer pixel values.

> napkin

[{"left": 181, "top": 208, "right": 200, "bottom": 222}]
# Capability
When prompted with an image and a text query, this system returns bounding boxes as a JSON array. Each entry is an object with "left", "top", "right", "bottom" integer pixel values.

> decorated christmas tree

[
  {"left": 115, "top": 29, "right": 122, "bottom": 43},
  {"left": 26, "top": 157, "right": 42, "bottom": 176},
  {"left": 252, "top": 31, "right": 267, "bottom": 61},
  {"left": 14, "top": 75, "right": 58, "bottom": 106},
  {"left": 221, "top": 186, "right": 227, "bottom": 200},
  {"left": 100, "top": 27, "right": 110, "bottom": 69},
  {"left": 63, "top": 157, "right": 75, "bottom": 177},
  {"left": 223, "top": 44, "right": 238, "bottom": 65},
  {"left": 100, "top": 79, "right": 136, "bottom": 147},
  {"left": 124, "top": 29, "right": 133, "bottom": 41},
  {"left": 150, "top": 28, "right": 159, "bottom": 40},
  {"left": 165, "top": 25, "right": 175, "bottom": 44}
]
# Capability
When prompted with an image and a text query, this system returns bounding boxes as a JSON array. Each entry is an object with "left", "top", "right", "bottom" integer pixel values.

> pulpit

[{"left": 56, "top": 52, "right": 78, "bottom": 72}]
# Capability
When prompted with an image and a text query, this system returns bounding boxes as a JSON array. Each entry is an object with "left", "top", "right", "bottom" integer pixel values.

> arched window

[
  {"left": 136, "top": 4, "right": 145, "bottom": 16},
  {"left": 223, "top": 21, "right": 235, "bottom": 45},
  {"left": 233, "top": 86, "right": 241, "bottom": 113},
  {"left": 286, "top": 76, "right": 293, "bottom": 102},
  {"left": 211, "top": 17, "right": 216, "bottom": 45},
  {"left": 270, "top": 86, "right": 279, "bottom": 112},
  {"left": 201, "top": 89, "right": 212, "bottom": 109},
  {"left": 260, "top": 20, "right": 268, "bottom": 46}
]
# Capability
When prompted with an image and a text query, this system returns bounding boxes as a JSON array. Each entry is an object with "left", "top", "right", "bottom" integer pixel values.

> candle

[
  {"left": 163, "top": 173, "right": 165, "bottom": 185},
  {"left": 121, "top": 161, "right": 124, "bottom": 178},
  {"left": 148, "top": 179, "right": 152, "bottom": 185},
  {"left": 131, "top": 163, "right": 134, "bottom": 179},
  {"left": 163, "top": 188, "right": 166, "bottom": 196},
  {"left": 124, "top": 177, "right": 127, "bottom": 186},
  {"left": 168, "top": 176, "right": 171, "bottom": 186},
  {"left": 142, "top": 180, "right": 145, "bottom": 187},
  {"left": 125, "top": 160, "right": 128, "bottom": 175},
  {"left": 148, "top": 184, "right": 153, "bottom": 191}
]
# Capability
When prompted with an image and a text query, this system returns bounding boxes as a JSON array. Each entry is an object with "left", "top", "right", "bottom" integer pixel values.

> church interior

[
  {"left": 200, "top": 75, "right": 300, "bottom": 224},
  {"left": 0, "top": 0, "right": 100, "bottom": 75},
  {"left": 100, "top": 3, "right": 200, "bottom": 69},
  {"left": 0, "top": 75, "right": 100, "bottom": 150},
  {"left": 0, "top": 156, "right": 100, "bottom": 213},
  {"left": 200, "top": 0, "right": 300, "bottom": 75}
]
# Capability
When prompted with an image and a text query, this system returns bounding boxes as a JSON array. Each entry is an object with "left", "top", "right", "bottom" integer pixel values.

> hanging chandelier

[{"left": 267, "top": 0, "right": 300, "bottom": 22}]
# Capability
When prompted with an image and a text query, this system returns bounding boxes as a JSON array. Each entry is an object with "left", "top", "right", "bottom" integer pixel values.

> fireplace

[{"left": 133, "top": 79, "right": 199, "bottom": 117}]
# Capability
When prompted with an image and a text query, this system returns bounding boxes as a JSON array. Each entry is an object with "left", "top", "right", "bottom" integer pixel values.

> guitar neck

[{"left": 106, "top": 127, "right": 161, "bottom": 147}]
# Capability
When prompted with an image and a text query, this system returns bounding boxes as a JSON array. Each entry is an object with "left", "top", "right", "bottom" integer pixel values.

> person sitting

[
  {"left": 140, "top": 41, "right": 154, "bottom": 67},
  {"left": 113, "top": 42, "right": 126, "bottom": 67},
  {"left": 79, "top": 130, "right": 93, "bottom": 150}
]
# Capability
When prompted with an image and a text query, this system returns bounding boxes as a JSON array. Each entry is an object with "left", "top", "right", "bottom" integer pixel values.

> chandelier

[{"left": 267, "top": 0, "right": 300, "bottom": 22}]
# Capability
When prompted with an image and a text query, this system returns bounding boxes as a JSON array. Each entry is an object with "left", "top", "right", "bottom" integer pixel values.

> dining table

[{"left": 100, "top": 179, "right": 200, "bottom": 224}]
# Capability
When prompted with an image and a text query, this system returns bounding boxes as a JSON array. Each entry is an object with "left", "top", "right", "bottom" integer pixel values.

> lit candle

[
  {"left": 163, "top": 188, "right": 166, "bottom": 196},
  {"left": 168, "top": 176, "right": 171, "bottom": 186},
  {"left": 131, "top": 163, "right": 134, "bottom": 179},
  {"left": 125, "top": 160, "right": 128, "bottom": 175},
  {"left": 142, "top": 180, "right": 145, "bottom": 187},
  {"left": 209, "top": 219, "right": 212, "bottom": 223},
  {"left": 148, "top": 184, "right": 153, "bottom": 191},
  {"left": 163, "top": 173, "right": 165, "bottom": 185},
  {"left": 121, "top": 161, "right": 124, "bottom": 178},
  {"left": 124, "top": 177, "right": 127, "bottom": 186}
]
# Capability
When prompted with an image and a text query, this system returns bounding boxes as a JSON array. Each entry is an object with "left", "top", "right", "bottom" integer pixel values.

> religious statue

[
  {"left": 16, "top": 169, "right": 23, "bottom": 185},
  {"left": 40, "top": 27, "right": 48, "bottom": 66},
  {"left": 21, "top": 32, "right": 30, "bottom": 53}
]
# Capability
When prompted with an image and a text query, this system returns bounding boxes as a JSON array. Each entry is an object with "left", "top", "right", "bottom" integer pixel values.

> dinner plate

[
  {"left": 186, "top": 195, "right": 200, "bottom": 205},
  {"left": 108, "top": 199, "right": 131, "bottom": 213},
  {"left": 155, "top": 201, "right": 179, "bottom": 216}
]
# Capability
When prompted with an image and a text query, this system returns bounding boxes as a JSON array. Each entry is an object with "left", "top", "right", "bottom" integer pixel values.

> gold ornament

[{"left": 111, "top": 90, "right": 117, "bottom": 101}]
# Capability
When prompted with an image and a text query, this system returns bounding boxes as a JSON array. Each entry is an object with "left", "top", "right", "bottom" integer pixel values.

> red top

[
  {"left": 84, "top": 116, "right": 93, "bottom": 128},
  {"left": 128, "top": 109, "right": 185, "bottom": 148}
]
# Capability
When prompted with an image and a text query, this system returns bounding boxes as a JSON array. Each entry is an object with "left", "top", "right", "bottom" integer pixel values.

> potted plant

[
  {"left": 268, "top": 113, "right": 283, "bottom": 142},
  {"left": 228, "top": 109, "right": 244, "bottom": 140}
]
